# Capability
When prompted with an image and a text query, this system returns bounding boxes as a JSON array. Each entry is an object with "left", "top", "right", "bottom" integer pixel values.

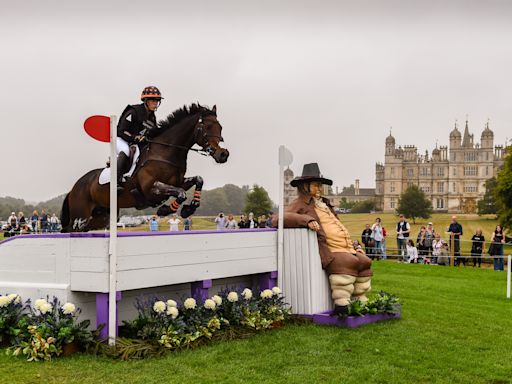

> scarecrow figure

[{"left": 276, "top": 163, "right": 372, "bottom": 315}]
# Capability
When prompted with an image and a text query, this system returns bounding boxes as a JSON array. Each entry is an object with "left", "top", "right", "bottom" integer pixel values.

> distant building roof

[{"left": 339, "top": 187, "right": 375, "bottom": 197}]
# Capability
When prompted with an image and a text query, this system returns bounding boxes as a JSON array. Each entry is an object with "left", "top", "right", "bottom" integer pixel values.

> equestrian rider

[{"left": 116, "top": 86, "right": 163, "bottom": 190}]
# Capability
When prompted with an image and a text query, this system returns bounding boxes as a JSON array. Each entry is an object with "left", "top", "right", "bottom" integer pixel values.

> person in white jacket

[{"left": 406, "top": 239, "right": 418, "bottom": 263}]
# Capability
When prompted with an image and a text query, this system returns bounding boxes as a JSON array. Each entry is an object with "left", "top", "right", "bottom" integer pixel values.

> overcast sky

[{"left": 1, "top": 0, "right": 511, "bottom": 203}]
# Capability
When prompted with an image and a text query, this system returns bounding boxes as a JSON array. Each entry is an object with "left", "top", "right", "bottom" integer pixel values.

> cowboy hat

[{"left": 290, "top": 163, "right": 333, "bottom": 187}]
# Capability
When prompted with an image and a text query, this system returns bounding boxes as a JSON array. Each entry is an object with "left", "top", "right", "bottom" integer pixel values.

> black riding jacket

[{"left": 117, "top": 103, "right": 157, "bottom": 143}]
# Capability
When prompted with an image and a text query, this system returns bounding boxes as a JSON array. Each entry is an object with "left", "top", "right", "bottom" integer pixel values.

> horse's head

[{"left": 195, "top": 105, "right": 229, "bottom": 163}]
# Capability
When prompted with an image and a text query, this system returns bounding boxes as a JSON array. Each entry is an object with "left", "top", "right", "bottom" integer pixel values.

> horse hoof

[
  {"left": 157, "top": 205, "right": 172, "bottom": 217},
  {"left": 180, "top": 204, "right": 196, "bottom": 218}
]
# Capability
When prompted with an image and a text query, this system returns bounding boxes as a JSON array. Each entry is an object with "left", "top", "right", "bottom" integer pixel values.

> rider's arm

[{"left": 117, "top": 109, "right": 136, "bottom": 142}]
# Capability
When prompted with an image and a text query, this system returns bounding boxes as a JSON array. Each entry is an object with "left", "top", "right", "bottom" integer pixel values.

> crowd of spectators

[
  {"left": 359, "top": 214, "right": 509, "bottom": 271},
  {"left": 2, "top": 210, "right": 60, "bottom": 237}
]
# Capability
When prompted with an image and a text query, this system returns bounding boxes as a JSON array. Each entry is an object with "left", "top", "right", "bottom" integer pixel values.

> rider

[{"left": 116, "top": 86, "right": 163, "bottom": 190}]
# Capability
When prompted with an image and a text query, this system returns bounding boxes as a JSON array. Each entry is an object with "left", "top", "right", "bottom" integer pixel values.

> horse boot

[
  {"left": 116, "top": 152, "right": 130, "bottom": 194},
  {"left": 352, "top": 276, "right": 372, "bottom": 303},
  {"left": 329, "top": 274, "right": 356, "bottom": 316}
]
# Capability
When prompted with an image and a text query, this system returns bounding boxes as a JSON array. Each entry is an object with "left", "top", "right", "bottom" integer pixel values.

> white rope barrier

[{"left": 507, "top": 255, "right": 511, "bottom": 299}]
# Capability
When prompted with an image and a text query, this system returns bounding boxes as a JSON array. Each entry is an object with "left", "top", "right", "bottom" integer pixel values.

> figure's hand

[
  {"left": 134, "top": 135, "right": 146, "bottom": 143},
  {"left": 308, "top": 221, "right": 320, "bottom": 232}
]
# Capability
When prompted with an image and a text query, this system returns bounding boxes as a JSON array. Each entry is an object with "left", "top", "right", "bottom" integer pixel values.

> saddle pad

[{"left": 99, "top": 146, "right": 140, "bottom": 185}]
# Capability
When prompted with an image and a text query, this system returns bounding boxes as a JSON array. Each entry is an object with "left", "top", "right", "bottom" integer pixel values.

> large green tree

[
  {"left": 477, "top": 177, "right": 500, "bottom": 215},
  {"left": 496, "top": 147, "right": 512, "bottom": 227},
  {"left": 244, "top": 184, "right": 273, "bottom": 218},
  {"left": 396, "top": 185, "right": 432, "bottom": 224}
]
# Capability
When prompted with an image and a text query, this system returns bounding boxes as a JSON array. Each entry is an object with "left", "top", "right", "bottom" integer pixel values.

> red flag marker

[{"left": 84, "top": 115, "right": 111, "bottom": 142}]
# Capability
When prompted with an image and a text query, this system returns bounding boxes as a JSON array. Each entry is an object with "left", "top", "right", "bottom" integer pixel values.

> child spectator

[
  {"left": 30, "top": 210, "right": 39, "bottom": 233},
  {"left": 149, "top": 216, "right": 159, "bottom": 232},
  {"left": 183, "top": 216, "right": 192, "bottom": 231},
  {"left": 406, "top": 239, "right": 418, "bottom": 263},
  {"left": 168, "top": 214, "right": 181, "bottom": 231},
  {"left": 470, "top": 228, "right": 485, "bottom": 268},
  {"left": 432, "top": 233, "right": 444, "bottom": 264}
]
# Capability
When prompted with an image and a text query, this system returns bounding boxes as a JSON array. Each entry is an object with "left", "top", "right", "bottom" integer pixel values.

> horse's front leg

[
  {"left": 151, "top": 181, "right": 187, "bottom": 217},
  {"left": 180, "top": 176, "right": 204, "bottom": 218}
]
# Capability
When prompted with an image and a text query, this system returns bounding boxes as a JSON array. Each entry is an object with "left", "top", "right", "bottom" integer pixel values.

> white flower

[
  {"left": 39, "top": 302, "right": 53, "bottom": 314},
  {"left": 61, "top": 302, "right": 76, "bottom": 315},
  {"left": 167, "top": 306, "right": 179, "bottom": 319},
  {"left": 166, "top": 299, "right": 177, "bottom": 308},
  {"left": 204, "top": 299, "right": 216, "bottom": 310},
  {"left": 153, "top": 301, "right": 166, "bottom": 313},
  {"left": 260, "top": 289, "right": 273, "bottom": 299},
  {"left": 34, "top": 299, "right": 47, "bottom": 311},
  {"left": 184, "top": 298, "right": 197, "bottom": 310},
  {"left": 212, "top": 295, "right": 222, "bottom": 306},
  {"left": 272, "top": 286, "right": 282, "bottom": 295},
  {"left": 7, "top": 293, "right": 19, "bottom": 304},
  {"left": 227, "top": 292, "right": 238, "bottom": 302},
  {"left": 242, "top": 288, "right": 253, "bottom": 300},
  {"left": 0, "top": 296, "right": 10, "bottom": 308}
]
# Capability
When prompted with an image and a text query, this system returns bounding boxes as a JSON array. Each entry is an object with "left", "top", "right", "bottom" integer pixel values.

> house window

[
  {"left": 486, "top": 152, "right": 489, "bottom": 161},
  {"left": 407, "top": 182, "right": 414, "bottom": 188},
  {"left": 390, "top": 167, "right": 395, "bottom": 177},
  {"left": 486, "top": 166, "right": 489, "bottom": 176},
  {"left": 390, "top": 182, "right": 395, "bottom": 193},
  {"left": 464, "top": 152, "right": 477, "bottom": 161},
  {"left": 436, "top": 198, "right": 445, "bottom": 209},
  {"left": 390, "top": 197, "right": 396, "bottom": 209},
  {"left": 464, "top": 166, "right": 478, "bottom": 176},
  {"left": 407, "top": 168, "right": 414, "bottom": 178},
  {"left": 463, "top": 183, "right": 478, "bottom": 193},
  {"left": 452, "top": 183, "right": 457, "bottom": 193},
  {"left": 437, "top": 182, "right": 444, "bottom": 193},
  {"left": 420, "top": 185, "right": 431, "bottom": 193},
  {"left": 452, "top": 168, "right": 457, "bottom": 176},
  {"left": 436, "top": 167, "right": 445, "bottom": 177}
]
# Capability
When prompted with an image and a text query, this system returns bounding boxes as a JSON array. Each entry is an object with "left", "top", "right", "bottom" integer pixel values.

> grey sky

[{"left": 1, "top": 0, "right": 511, "bottom": 203}]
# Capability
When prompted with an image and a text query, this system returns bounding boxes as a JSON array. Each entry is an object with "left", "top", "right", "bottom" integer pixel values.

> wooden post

[{"left": 450, "top": 233, "right": 455, "bottom": 267}]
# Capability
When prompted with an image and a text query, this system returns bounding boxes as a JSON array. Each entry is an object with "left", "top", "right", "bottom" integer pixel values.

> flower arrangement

[
  {"left": 117, "top": 286, "right": 290, "bottom": 359},
  {"left": 339, "top": 291, "right": 401, "bottom": 318},
  {"left": 1, "top": 296, "right": 95, "bottom": 361}
]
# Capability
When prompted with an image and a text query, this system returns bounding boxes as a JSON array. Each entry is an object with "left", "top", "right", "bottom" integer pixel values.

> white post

[
  {"left": 108, "top": 115, "right": 118, "bottom": 346},
  {"left": 507, "top": 255, "right": 511, "bottom": 299},
  {"left": 277, "top": 146, "right": 293, "bottom": 289}
]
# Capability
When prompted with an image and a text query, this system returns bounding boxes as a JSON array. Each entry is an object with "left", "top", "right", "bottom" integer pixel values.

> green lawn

[{"left": 2, "top": 262, "right": 511, "bottom": 384}]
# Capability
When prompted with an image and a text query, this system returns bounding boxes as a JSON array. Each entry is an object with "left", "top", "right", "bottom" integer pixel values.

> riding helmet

[{"left": 141, "top": 86, "right": 163, "bottom": 101}]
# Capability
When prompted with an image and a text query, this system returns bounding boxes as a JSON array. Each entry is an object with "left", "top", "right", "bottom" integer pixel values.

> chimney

[{"left": 355, "top": 179, "right": 360, "bottom": 196}]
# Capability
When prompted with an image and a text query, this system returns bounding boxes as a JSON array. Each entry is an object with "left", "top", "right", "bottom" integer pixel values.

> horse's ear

[{"left": 212, "top": 105, "right": 217, "bottom": 115}]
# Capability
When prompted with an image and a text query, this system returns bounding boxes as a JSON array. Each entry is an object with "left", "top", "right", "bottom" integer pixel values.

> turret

[
  {"left": 481, "top": 119, "right": 494, "bottom": 149},
  {"left": 449, "top": 120, "right": 461, "bottom": 149},
  {"left": 385, "top": 130, "right": 396, "bottom": 156}
]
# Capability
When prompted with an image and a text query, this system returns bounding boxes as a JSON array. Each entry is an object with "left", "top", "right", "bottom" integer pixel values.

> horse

[{"left": 60, "top": 103, "right": 229, "bottom": 232}]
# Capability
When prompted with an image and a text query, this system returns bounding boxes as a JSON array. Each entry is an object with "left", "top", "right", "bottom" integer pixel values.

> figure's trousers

[{"left": 329, "top": 274, "right": 372, "bottom": 306}]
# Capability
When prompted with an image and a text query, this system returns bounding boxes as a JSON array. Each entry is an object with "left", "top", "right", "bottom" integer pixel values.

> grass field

[{"left": 1, "top": 262, "right": 512, "bottom": 384}]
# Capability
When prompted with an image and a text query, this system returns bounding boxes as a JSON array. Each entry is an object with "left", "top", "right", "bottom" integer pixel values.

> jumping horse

[{"left": 60, "top": 104, "right": 229, "bottom": 232}]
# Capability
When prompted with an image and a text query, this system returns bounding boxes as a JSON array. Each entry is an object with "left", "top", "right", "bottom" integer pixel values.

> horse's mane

[{"left": 158, "top": 103, "right": 215, "bottom": 132}]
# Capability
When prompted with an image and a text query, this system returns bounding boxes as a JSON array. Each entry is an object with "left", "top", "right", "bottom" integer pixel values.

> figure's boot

[
  {"left": 116, "top": 152, "right": 130, "bottom": 194},
  {"left": 329, "top": 274, "right": 356, "bottom": 315},
  {"left": 352, "top": 276, "right": 372, "bottom": 303}
]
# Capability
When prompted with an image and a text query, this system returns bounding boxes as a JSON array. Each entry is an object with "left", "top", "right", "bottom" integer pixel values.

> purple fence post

[
  {"left": 259, "top": 271, "right": 278, "bottom": 291},
  {"left": 191, "top": 279, "right": 212, "bottom": 302},
  {"left": 96, "top": 291, "right": 122, "bottom": 340}
]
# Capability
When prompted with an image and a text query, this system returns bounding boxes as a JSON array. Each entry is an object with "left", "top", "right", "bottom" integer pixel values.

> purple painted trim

[
  {"left": 0, "top": 228, "right": 276, "bottom": 245},
  {"left": 191, "top": 279, "right": 212, "bottom": 302},
  {"left": 312, "top": 310, "right": 401, "bottom": 328},
  {"left": 258, "top": 271, "right": 278, "bottom": 291},
  {"left": 95, "top": 291, "right": 122, "bottom": 341}
]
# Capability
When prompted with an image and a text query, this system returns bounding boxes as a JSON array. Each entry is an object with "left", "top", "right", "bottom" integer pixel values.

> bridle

[{"left": 147, "top": 114, "right": 223, "bottom": 157}]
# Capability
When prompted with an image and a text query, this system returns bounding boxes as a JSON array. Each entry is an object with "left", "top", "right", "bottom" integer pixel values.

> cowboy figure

[
  {"left": 116, "top": 86, "right": 163, "bottom": 191},
  {"left": 274, "top": 163, "right": 373, "bottom": 315}
]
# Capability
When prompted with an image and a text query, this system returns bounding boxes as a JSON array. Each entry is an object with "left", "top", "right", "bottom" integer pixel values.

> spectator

[
  {"left": 258, "top": 215, "right": 267, "bottom": 228},
  {"left": 489, "top": 225, "right": 506, "bottom": 271},
  {"left": 18, "top": 212, "right": 27, "bottom": 228},
  {"left": 168, "top": 214, "right": 181, "bottom": 231},
  {"left": 225, "top": 214, "right": 237, "bottom": 229},
  {"left": 352, "top": 239, "right": 363, "bottom": 251},
  {"left": 50, "top": 213, "right": 59, "bottom": 232},
  {"left": 361, "top": 224, "right": 373, "bottom": 256},
  {"left": 149, "top": 216, "right": 159, "bottom": 232},
  {"left": 396, "top": 214, "right": 410, "bottom": 261},
  {"left": 214, "top": 213, "right": 226, "bottom": 230},
  {"left": 183, "top": 216, "right": 192, "bottom": 231},
  {"left": 470, "top": 228, "right": 485, "bottom": 268},
  {"left": 406, "top": 239, "right": 418, "bottom": 263},
  {"left": 381, "top": 226, "right": 387, "bottom": 260},
  {"left": 246, "top": 212, "right": 258, "bottom": 229},
  {"left": 8, "top": 212, "right": 17, "bottom": 229},
  {"left": 437, "top": 241, "right": 451, "bottom": 266},
  {"left": 447, "top": 215, "right": 463, "bottom": 266},
  {"left": 425, "top": 222, "right": 435, "bottom": 257},
  {"left": 30, "top": 210, "right": 39, "bottom": 233},
  {"left": 432, "top": 233, "right": 444, "bottom": 265},
  {"left": 371, "top": 218, "right": 384, "bottom": 259},
  {"left": 265, "top": 212, "right": 273, "bottom": 228},
  {"left": 416, "top": 226, "right": 427, "bottom": 262},
  {"left": 238, "top": 214, "right": 248, "bottom": 229},
  {"left": 39, "top": 210, "right": 49, "bottom": 233}
]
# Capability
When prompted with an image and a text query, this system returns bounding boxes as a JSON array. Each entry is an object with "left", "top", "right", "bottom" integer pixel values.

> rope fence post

[
  {"left": 507, "top": 255, "right": 511, "bottom": 299},
  {"left": 450, "top": 234, "right": 455, "bottom": 267}
]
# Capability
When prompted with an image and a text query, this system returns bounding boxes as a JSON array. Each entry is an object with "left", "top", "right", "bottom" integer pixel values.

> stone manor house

[{"left": 375, "top": 120, "right": 506, "bottom": 213}]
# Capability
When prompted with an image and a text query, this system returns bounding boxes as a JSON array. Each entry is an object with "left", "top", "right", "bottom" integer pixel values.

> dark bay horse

[{"left": 61, "top": 104, "right": 229, "bottom": 232}]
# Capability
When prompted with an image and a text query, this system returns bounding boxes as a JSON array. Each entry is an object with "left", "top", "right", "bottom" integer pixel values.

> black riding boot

[{"left": 116, "top": 152, "right": 130, "bottom": 193}]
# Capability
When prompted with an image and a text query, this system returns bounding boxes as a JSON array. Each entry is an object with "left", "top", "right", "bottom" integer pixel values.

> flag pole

[{"left": 108, "top": 115, "right": 118, "bottom": 346}]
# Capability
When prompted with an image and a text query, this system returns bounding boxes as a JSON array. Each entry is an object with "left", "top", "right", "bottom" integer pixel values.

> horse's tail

[{"left": 60, "top": 193, "right": 70, "bottom": 233}]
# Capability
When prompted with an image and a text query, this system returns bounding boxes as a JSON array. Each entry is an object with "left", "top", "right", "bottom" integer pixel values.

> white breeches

[{"left": 116, "top": 137, "right": 130, "bottom": 156}]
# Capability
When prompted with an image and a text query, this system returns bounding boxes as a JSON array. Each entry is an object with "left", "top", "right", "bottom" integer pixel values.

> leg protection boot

[
  {"left": 352, "top": 276, "right": 372, "bottom": 303},
  {"left": 116, "top": 152, "right": 130, "bottom": 193},
  {"left": 329, "top": 274, "right": 356, "bottom": 308}
]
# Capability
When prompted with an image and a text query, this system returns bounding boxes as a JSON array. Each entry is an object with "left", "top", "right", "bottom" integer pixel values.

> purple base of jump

[
  {"left": 96, "top": 291, "right": 122, "bottom": 340},
  {"left": 312, "top": 310, "right": 401, "bottom": 328},
  {"left": 259, "top": 271, "right": 278, "bottom": 290}
]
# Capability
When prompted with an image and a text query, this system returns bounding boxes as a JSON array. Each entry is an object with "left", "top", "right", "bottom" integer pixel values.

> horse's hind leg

[{"left": 179, "top": 176, "right": 204, "bottom": 218}]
